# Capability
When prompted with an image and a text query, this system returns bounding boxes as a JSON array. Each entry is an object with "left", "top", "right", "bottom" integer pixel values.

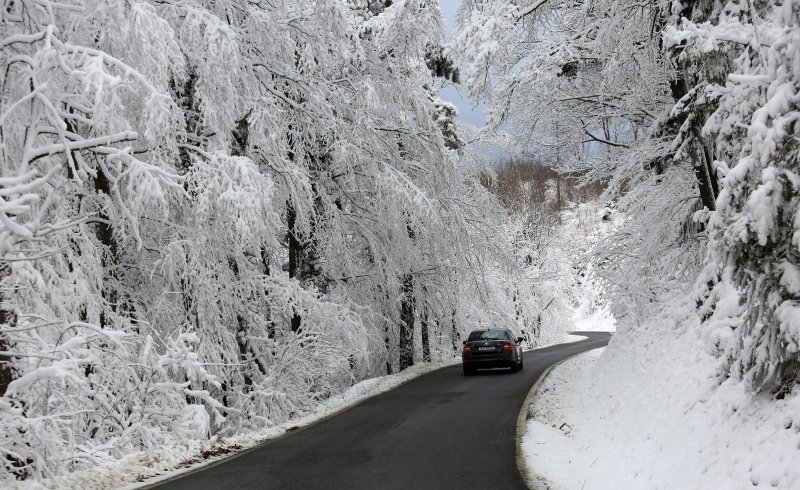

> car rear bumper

[{"left": 462, "top": 354, "right": 516, "bottom": 369}]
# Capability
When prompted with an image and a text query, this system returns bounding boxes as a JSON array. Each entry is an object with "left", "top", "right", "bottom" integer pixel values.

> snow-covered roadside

[
  {"left": 562, "top": 333, "right": 588, "bottom": 343},
  {"left": 8, "top": 359, "right": 461, "bottom": 490},
  {"left": 521, "top": 347, "right": 636, "bottom": 489},
  {"left": 523, "top": 292, "right": 800, "bottom": 490},
  {"left": 11, "top": 331, "right": 585, "bottom": 490}
]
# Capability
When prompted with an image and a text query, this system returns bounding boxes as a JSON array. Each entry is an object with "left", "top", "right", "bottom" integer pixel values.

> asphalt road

[{"left": 157, "top": 331, "right": 611, "bottom": 490}]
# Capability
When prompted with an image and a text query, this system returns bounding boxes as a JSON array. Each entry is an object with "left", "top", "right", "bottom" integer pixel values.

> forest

[
  {"left": 453, "top": 0, "right": 799, "bottom": 396},
  {"left": 1, "top": 0, "right": 798, "bottom": 484}
]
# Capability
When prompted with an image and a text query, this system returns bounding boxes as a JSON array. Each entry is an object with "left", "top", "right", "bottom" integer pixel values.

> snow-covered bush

[{"left": 681, "top": 0, "right": 800, "bottom": 394}]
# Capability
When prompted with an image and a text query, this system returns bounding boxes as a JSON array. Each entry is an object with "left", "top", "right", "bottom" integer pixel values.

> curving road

[{"left": 155, "top": 332, "right": 611, "bottom": 490}]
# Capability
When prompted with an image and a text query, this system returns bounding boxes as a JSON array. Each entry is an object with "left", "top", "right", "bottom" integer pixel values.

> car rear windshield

[{"left": 468, "top": 329, "right": 508, "bottom": 341}]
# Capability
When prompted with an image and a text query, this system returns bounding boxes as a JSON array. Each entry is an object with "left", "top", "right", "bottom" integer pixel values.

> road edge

[
  {"left": 135, "top": 359, "right": 460, "bottom": 489},
  {"left": 143, "top": 336, "right": 607, "bottom": 489},
  {"left": 515, "top": 351, "right": 586, "bottom": 490}
]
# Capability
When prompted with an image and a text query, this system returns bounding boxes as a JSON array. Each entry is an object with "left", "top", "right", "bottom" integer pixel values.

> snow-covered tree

[
  {"left": 684, "top": 0, "right": 800, "bottom": 395},
  {"left": 455, "top": 0, "right": 800, "bottom": 396},
  {"left": 0, "top": 0, "right": 540, "bottom": 480},
  {"left": 451, "top": 0, "right": 705, "bottom": 323}
]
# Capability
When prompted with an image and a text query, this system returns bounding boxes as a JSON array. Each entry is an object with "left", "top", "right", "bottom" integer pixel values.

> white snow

[
  {"left": 522, "top": 291, "right": 800, "bottom": 490},
  {"left": 572, "top": 286, "right": 617, "bottom": 333},
  {"left": 522, "top": 347, "right": 633, "bottom": 489},
  {"left": 5, "top": 358, "right": 461, "bottom": 490}
]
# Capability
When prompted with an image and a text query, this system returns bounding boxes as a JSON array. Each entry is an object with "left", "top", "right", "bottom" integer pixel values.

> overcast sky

[{"left": 437, "top": 0, "right": 487, "bottom": 129}]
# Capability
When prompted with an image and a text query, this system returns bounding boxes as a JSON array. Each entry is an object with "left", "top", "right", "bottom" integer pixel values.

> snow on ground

[
  {"left": 7, "top": 359, "right": 461, "bottom": 490},
  {"left": 522, "top": 347, "right": 633, "bottom": 489},
  {"left": 10, "top": 329, "right": 584, "bottom": 490},
  {"left": 523, "top": 290, "right": 800, "bottom": 489},
  {"left": 571, "top": 283, "right": 616, "bottom": 332},
  {"left": 563, "top": 333, "right": 588, "bottom": 343}
]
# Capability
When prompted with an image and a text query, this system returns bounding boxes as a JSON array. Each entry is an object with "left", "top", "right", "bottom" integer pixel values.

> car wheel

[
  {"left": 510, "top": 362, "right": 519, "bottom": 373},
  {"left": 463, "top": 365, "right": 475, "bottom": 376}
]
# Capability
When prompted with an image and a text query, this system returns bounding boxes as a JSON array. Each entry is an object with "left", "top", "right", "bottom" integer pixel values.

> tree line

[
  {"left": 0, "top": 0, "right": 557, "bottom": 480},
  {"left": 454, "top": 0, "right": 800, "bottom": 395}
]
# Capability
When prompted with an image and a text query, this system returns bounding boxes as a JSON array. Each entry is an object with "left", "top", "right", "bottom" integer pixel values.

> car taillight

[
  {"left": 463, "top": 345, "right": 471, "bottom": 354},
  {"left": 503, "top": 342, "right": 513, "bottom": 351}
]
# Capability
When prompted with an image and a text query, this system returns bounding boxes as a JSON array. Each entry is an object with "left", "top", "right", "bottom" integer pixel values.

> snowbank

[
  {"left": 6, "top": 359, "right": 461, "bottom": 490},
  {"left": 522, "top": 347, "right": 633, "bottom": 489},
  {"left": 523, "top": 292, "right": 800, "bottom": 489}
]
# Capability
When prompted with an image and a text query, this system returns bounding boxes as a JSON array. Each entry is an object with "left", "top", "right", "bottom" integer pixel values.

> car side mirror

[
  {"left": 516, "top": 337, "right": 524, "bottom": 344},
  {"left": 462, "top": 340, "right": 467, "bottom": 345}
]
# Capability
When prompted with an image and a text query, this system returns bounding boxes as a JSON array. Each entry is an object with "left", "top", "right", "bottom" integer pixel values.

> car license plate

[{"left": 478, "top": 346, "right": 494, "bottom": 351}]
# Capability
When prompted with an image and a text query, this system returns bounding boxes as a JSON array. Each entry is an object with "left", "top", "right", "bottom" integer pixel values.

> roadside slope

[{"left": 524, "top": 294, "right": 800, "bottom": 489}]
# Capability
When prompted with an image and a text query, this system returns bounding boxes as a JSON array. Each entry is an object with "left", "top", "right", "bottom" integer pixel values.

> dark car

[{"left": 462, "top": 328, "right": 524, "bottom": 375}]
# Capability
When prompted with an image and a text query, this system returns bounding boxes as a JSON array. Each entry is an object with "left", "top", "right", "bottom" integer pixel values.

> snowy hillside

[
  {"left": 523, "top": 203, "right": 798, "bottom": 489},
  {"left": 525, "top": 290, "right": 800, "bottom": 489}
]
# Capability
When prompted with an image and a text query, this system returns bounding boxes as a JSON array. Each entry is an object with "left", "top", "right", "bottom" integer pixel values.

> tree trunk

[
  {"left": 399, "top": 273, "right": 415, "bottom": 371},
  {"left": 0, "top": 262, "right": 14, "bottom": 397},
  {"left": 664, "top": 0, "right": 719, "bottom": 211},
  {"left": 92, "top": 154, "right": 120, "bottom": 330},
  {"left": 260, "top": 246, "right": 276, "bottom": 339},
  {"left": 451, "top": 307, "right": 459, "bottom": 355},
  {"left": 385, "top": 319, "right": 394, "bottom": 375},
  {"left": 226, "top": 255, "right": 266, "bottom": 393},
  {"left": 420, "top": 304, "right": 431, "bottom": 363},
  {"left": 691, "top": 117, "right": 719, "bottom": 210},
  {"left": 286, "top": 201, "right": 303, "bottom": 333},
  {"left": 690, "top": 134, "right": 717, "bottom": 211},
  {"left": 555, "top": 173, "right": 562, "bottom": 212},
  {"left": 236, "top": 315, "right": 253, "bottom": 390}
]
